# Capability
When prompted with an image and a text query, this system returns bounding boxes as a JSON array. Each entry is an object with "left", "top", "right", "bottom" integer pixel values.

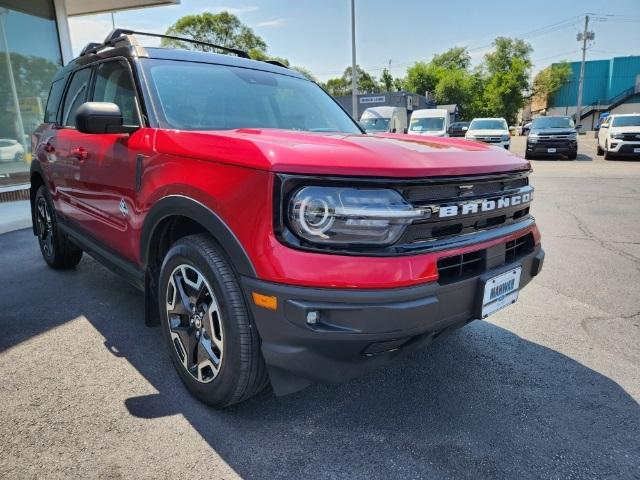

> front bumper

[
  {"left": 242, "top": 243, "right": 544, "bottom": 395},
  {"left": 527, "top": 140, "right": 577, "bottom": 156},
  {"left": 608, "top": 141, "right": 640, "bottom": 155}
]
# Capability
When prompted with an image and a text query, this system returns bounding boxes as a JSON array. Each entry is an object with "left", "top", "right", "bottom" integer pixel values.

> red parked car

[{"left": 31, "top": 30, "right": 544, "bottom": 407}]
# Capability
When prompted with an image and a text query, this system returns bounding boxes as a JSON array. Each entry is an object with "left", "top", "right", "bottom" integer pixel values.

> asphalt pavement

[{"left": 1, "top": 135, "right": 639, "bottom": 479}]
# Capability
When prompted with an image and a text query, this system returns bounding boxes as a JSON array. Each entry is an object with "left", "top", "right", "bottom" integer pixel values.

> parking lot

[{"left": 1, "top": 135, "right": 639, "bottom": 479}]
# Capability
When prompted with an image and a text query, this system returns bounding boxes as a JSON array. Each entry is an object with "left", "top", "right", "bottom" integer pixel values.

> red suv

[{"left": 31, "top": 30, "right": 544, "bottom": 407}]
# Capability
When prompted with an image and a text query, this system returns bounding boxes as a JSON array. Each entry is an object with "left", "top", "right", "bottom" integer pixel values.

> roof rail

[{"left": 95, "top": 28, "right": 250, "bottom": 58}]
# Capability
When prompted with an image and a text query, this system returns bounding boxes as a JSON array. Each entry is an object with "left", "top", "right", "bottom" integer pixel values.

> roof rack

[{"left": 80, "top": 29, "right": 250, "bottom": 59}]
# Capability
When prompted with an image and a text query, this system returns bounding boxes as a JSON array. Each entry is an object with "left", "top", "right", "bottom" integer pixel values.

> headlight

[
  {"left": 287, "top": 186, "right": 426, "bottom": 245},
  {"left": 569, "top": 132, "right": 577, "bottom": 140},
  {"left": 612, "top": 133, "right": 624, "bottom": 140},
  {"left": 501, "top": 134, "right": 510, "bottom": 141},
  {"left": 528, "top": 132, "right": 539, "bottom": 138}
]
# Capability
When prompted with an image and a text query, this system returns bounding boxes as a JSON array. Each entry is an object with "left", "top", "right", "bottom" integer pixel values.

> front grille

[
  {"left": 397, "top": 171, "right": 533, "bottom": 245},
  {"left": 476, "top": 136, "right": 503, "bottom": 143},
  {"left": 437, "top": 233, "right": 535, "bottom": 284},
  {"left": 620, "top": 133, "right": 640, "bottom": 141},
  {"left": 437, "top": 250, "right": 484, "bottom": 283}
]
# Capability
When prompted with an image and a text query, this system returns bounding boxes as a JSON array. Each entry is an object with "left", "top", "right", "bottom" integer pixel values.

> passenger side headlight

[
  {"left": 569, "top": 132, "right": 577, "bottom": 140},
  {"left": 288, "top": 186, "right": 426, "bottom": 245}
]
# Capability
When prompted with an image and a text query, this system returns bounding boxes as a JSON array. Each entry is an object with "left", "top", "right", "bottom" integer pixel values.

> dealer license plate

[
  {"left": 547, "top": 147, "right": 556, "bottom": 153},
  {"left": 634, "top": 148, "right": 640, "bottom": 153},
  {"left": 481, "top": 267, "right": 522, "bottom": 318}
]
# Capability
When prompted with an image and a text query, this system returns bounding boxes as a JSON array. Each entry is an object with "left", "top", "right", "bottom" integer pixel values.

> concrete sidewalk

[{"left": 0, "top": 200, "right": 31, "bottom": 235}]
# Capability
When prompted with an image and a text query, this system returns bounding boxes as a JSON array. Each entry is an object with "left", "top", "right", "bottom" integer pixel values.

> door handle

[{"left": 71, "top": 146, "right": 89, "bottom": 162}]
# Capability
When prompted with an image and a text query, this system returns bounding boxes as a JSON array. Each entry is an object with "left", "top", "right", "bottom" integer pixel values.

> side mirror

[
  {"left": 403, "top": 127, "right": 408, "bottom": 134},
  {"left": 391, "top": 128, "right": 397, "bottom": 133},
  {"left": 76, "top": 102, "right": 138, "bottom": 134},
  {"left": 600, "top": 124, "right": 608, "bottom": 129},
  {"left": 462, "top": 126, "right": 468, "bottom": 131},
  {"left": 576, "top": 124, "right": 583, "bottom": 129}
]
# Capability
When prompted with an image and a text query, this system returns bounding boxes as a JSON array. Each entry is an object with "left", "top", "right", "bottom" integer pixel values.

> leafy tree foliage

[
  {"left": 380, "top": 68, "right": 394, "bottom": 91},
  {"left": 322, "top": 65, "right": 382, "bottom": 95},
  {"left": 431, "top": 46, "right": 471, "bottom": 70},
  {"left": 532, "top": 61, "right": 572, "bottom": 103},
  {"left": 481, "top": 37, "right": 533, "bottom": 124},
  {"left": 162, "top": 12, "right": 267, "bottom": 53}
]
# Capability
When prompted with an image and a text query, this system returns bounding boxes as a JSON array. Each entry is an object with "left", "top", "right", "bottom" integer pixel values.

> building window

[{"left": 0, "top": 0, "right": 62, "bottom": 187}]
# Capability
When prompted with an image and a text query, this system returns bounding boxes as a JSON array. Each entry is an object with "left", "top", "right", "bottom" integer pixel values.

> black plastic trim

[
  {"left": 140, "top": 195, "right": 256, "bottom": 277},
  {"left": 57, "top": 219, "right": 145, "bottom": 290}
]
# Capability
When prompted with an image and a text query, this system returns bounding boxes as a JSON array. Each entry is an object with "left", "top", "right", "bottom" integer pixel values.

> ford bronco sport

[{"left": 31, "top": 30, "right": 544, "bottom": 407}]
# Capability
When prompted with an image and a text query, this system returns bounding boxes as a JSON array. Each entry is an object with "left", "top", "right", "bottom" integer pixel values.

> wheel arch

[{"left": 140, "top": 195, "right": 256, "bottom": 278}]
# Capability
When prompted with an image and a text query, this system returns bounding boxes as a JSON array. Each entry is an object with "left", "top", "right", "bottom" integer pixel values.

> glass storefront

[{"left": 0, "top": 0, "right": 62, "bottom": 187}]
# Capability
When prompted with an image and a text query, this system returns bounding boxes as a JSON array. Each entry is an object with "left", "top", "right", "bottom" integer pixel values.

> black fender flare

[{"left": 139, "top": 195, "right": 256, "bottom": 277}]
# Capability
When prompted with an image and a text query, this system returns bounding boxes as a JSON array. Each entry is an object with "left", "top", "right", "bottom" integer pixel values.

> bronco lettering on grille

[{"left": 438, "top": 191, "right": 532, "bottom": 218}]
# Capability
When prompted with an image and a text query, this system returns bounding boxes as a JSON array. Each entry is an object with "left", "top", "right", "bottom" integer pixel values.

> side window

[
  {"left": 93, "top": 60, "right": 139, "bottom": 125},
  {"left": 44, "top": 78, "right": 66, "bottom": 123},
  {"left": 62, "top": 68, "right": 92, "bottom": 127}
]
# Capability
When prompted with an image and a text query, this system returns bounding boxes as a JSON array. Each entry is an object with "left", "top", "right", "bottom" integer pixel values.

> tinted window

[
  {"left": 44, "top": 78, "right": 66, "bottom": 123},
  {"left": 143, "top": 59, "right": 360, "bottom": 133},
  {"left": 93, "top": 60, "right": 139, "bottom": 125},
  {"left": 62, "top": 68, "right": 92, "bottom": 127},
  {"left": 361, "top": 117, "right": 390, "bottom": 132},
  {"left": 409, "top": 117, "right": 444, "bottom": 132},
  {"left": 470, "top": 119, "right": 508, "bottom": 130},
  {"left": 611, "top": 115, "right": 640, "bottom": 127},
  {"left": 532, "top": 117, "right": 574, "bottom": 129}
]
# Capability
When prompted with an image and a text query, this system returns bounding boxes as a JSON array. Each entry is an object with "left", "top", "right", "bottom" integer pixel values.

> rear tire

[
  {"left": 158, "top": 234, "right": 268, "bottom": 407},
  {"left": 34, "top": 186, "right": 83, "bottom": 269}
]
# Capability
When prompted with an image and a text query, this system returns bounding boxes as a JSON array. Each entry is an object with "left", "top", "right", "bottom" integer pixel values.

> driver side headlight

[{"left": 287, "top": 186, "right": 427, "bottom": 246}]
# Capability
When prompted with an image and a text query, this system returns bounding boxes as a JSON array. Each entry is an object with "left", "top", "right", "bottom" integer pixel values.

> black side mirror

[
  {"left": 403, "top": 127, "right": 408, "bottom": 134},
  {"left": 76, "top": 102, "right": 138, "bottom": 134}
]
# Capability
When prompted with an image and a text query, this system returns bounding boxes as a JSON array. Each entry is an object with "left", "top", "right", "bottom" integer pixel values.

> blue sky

[{"left": 68, "top": 0, "right": 640, "bottom": 81}]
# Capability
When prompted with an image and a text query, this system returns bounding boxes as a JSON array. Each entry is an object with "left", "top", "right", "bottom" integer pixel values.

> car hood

[
  {"left": 610, "top": 126, "right": 640, "bottom": 134},
  {"left": 530, "top": 128, "right": 575, "bottom": 135},
  {"left": 154, "top": 128, "right": 529, "bottom": 177},
  {"left": 466, "top": 129, "right": 508, "bottom": 136}
]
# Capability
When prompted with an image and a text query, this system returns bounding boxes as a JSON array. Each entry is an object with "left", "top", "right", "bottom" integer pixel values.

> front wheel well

[{"left": 146, "top": 215, "right": 209, "bottom": 274}]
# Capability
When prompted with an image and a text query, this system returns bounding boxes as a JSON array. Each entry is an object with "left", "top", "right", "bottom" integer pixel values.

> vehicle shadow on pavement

[{"left": 2, "top": 228, "right": 639, "bottom": 479}]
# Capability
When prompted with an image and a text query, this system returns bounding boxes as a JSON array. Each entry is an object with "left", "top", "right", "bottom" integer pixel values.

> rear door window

[{"left": 61, "top": 68, "right": 92, "bottom": 127}]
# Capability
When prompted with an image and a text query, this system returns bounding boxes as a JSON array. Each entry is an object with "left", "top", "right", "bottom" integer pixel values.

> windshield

[
  {"left": 532, "top": 117, "right": 574, "bottom": 129},
  {"left": 360, "top": 117, "right": 390, "bottom": 132},
  {"left": 409, "top": 117, "right": 444, "bottom": 132},
  {"left": 469, "top": 119, "right": 507, "bottom": 130},
  {"left": 143, "top": 59, "right": 361, "bottom": 133},
  {"left": 611, "top": 115, "right": 640, "bottom": 127}
]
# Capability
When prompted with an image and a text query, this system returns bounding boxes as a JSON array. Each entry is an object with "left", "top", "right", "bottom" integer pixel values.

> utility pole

[
  {"left": 575, "top": 15, "right": 594, "bottom": 127},
  {"left": 350, "top": 0, "right": 358, "bottom": 118}
]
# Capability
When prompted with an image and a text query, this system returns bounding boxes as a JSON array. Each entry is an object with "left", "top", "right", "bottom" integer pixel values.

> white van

[
  {"left": 360, "top": 107, "right": 407, "bottom": 134},
  {"left": 408, "top": 109, "right": 449, "bottom": 136}
]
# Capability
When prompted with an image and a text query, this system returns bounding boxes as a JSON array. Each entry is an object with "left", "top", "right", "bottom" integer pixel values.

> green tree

[
  {"left": 341, "top": 65, "right": 381, "bottom": 94},
  {"left": 431, "top": 46, "right": 471, "bottom": 70},
  {"left": 481, "top": 37, "right": 533, "bottom": 124},
  {"left": 323, "top": 77, "right": 350, "bottom": 96},
  {"left": 380, "top": 68, "right": 394, "bottom": 91},
  {"left": 532, "top": 61, "right": 572, "bottom": 103},
  {"left": 162, "top": 11, "right": 267, "bottom": 53},
  {"left": 290, "top": 66, "right": 317, "bottom": 82},
  {"left": 403, "top": 61, "right": 441, "bottom": 97}
]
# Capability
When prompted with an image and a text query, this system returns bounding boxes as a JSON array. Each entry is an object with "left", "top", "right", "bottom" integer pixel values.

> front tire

[
  {"left": 34, "top": 186, "right": 83, "bottom": 269},
  {"left": 158, "top": 234, "right": 268, "bottom": 407},
  {"left": 604, "top": 141, "right": 614, "bottom": 160},
  {"left": 568, "top": 152, "right": 577, "bottom": 160},
  {"left": 596, "top": 142, "right": 604, "bottom": 156}
]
